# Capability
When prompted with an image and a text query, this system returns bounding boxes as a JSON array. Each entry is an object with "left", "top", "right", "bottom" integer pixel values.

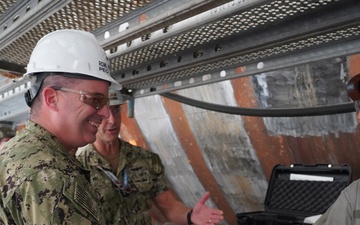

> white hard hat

[
  {"left": 109, "top": 89, "right": 125, "bottom": 106},
  {"left": 24, "top": 29, "right": 121, "bottom": 89}
]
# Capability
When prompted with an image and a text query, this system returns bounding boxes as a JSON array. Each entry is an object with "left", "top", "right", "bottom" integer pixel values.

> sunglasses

[
  {"left": 51, "top": 86, "right": 109, "bottom": 110},
  {"left": 355, "top": 100, "right": 360, "bottom": 113}
]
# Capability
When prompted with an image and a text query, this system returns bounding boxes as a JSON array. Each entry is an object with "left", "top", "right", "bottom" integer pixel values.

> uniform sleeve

[
  {"left": 76, "top": 145, "right": 92, "bottom": 170},
  {"left": 149, "top": 153, "right": 169, "bottom": 198},
  {"left": 3, "top": 169, "right": 101, "bottom": 225},
  {"left": 314, "top": 181, "right": 360, "bottom": 225}
]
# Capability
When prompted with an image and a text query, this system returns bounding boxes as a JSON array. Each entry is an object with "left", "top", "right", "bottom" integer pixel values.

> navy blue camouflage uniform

[
  {"left": 76, "top": 139, "right": 169, "bottom": 225},
  {"left": 0, "top": 120, "right": 103, "bottom": 225}
]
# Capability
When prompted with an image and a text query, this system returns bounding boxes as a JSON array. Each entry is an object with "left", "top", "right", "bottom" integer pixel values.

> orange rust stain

[
  {"left": 139, "top": 14, "right": 147, "bottom": 23},
  {"left": 349, "top": 54, "right": 360, "bottom": 76},
  {"left": 231, "top": 77, "right": 293, "bottom": 180},
  {"left": 285, "top": 136, "right": 332, "bottom": 165},
  {"left": 282, "top": 132, "right": 360, "bottom": 181},
  {"left": 0, "top": 72, "right": 19, "bottom": 79},
  {"left": 119, "top": 103, "right": 148, "bottom": 150},
  {"left": 17, "top": 124, "right": 25, "bottom": 131},
  {"left": 235, "top": 66, "right": 246, "bottom": 74},
  {"left": 161, "top": 95, "right": 237, "bottom": 225}
]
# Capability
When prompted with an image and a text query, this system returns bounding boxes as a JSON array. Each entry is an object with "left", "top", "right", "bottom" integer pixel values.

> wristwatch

[{"left": 187, "top": 209, "right": 193, "bottom": 225}]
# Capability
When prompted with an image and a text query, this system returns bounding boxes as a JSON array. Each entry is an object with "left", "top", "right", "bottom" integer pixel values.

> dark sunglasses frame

[{"left": 51, "top": 86, "right": 109, "bottom": 110}]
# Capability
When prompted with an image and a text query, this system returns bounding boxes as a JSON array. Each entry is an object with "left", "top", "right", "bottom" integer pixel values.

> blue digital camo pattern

[
  {"left": 0, "top": 120, "right": 105, "bottom": 225},
  {"left": 76, "top": 139, "right": 169, "bottom": 225}
]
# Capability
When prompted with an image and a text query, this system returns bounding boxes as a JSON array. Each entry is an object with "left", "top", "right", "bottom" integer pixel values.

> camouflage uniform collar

[
  {"left": 116, "top": 139, "right": 129, "bottom": 175},
  {"left": 26, "top": 120, "right": 83, "bottom": 166},
  {"left": 88, "top": 143, "right": 114, "bottom": 171},
  {"left": 26, "top": 120, "right": 64, "bottom": 150},
  {"left": 89, "top": 139, "right": 138, "bottom": 175}
]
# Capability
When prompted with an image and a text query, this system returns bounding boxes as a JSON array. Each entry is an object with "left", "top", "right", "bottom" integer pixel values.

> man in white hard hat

[
  {"left": 314, "top": 73, "right": 360, "bottom": 225},
  {"left": 0, "top": 29, "right": 121, "bottom": 225},
  {"left": 76, "top": 89, "right": 224, "bottom": 225}
]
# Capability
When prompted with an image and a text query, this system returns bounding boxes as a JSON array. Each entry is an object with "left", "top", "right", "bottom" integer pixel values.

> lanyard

[{"left": 96, "top": 165, "right": 135, "bottom": 196}]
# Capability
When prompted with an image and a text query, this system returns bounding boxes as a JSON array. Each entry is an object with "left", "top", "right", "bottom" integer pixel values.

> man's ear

[{"left": 42, "top": 87, "right": 59, "bottom": 110}]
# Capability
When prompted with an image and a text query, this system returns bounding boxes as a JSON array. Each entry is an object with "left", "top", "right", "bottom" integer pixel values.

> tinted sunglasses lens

[{"left": 82, "top": 94, "right": 108, "bottom": 110}]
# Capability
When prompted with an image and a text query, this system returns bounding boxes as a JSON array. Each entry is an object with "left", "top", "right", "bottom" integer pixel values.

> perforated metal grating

[
  {"left": 110, "top": 0, "right": 345, "bottom": 72},
  {"left": 0, "top": 0, "right": 359, "bottom": 121},
  {"left": 0, "top": 0, "right": 152, "bottom": 65},
  {"left": 0, "top": 0, "right": 359, "bottom": 98},
  {"left": 124, "top": 24, "right": 360, "bottom": 89},
  {"left": 0, "top": 0, "right": 16, "bottom": 17}
]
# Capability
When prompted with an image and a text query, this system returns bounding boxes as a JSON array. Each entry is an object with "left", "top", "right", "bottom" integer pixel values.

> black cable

[{"left": 161, "top": 93, "right": 355, "bottom": 117}]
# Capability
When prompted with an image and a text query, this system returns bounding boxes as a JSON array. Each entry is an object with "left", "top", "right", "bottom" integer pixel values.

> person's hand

[{"left": 191, "top": 191, "right": 224, "bottom": 225}]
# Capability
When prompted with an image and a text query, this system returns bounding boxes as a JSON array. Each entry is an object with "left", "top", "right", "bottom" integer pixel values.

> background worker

[
  {"left": 314, "top": 73, "right": 360, "bottom": 225},
  {"left": 0, "top": 29, "right": 121, "bottom": 224},
  {"left": 0, "top": 126, "right": 16, "bottom": 149},
  {"left": 76, "top": 89, "right": 224, "bottom": 225}
]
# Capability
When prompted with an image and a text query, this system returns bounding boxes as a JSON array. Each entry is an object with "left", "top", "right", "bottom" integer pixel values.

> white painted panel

[
  {"left": 134, "top": 95, "right": 218, "bottom": 209},
  {"left": 178, "top": 80, "right": 268, "bottom": 213}
]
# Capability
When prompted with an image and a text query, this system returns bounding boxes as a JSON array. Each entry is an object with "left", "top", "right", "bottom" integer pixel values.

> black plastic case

[{"left": 236, "top": 164, "right": 352, "bottom": 225}]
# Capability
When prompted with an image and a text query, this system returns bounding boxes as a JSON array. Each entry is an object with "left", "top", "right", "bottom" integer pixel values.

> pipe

[{"left": 161, "top": 93, "right": 355, "bottom": 117}]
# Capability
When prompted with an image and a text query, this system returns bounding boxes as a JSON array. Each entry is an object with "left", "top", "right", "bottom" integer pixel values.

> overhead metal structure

[{"left": 0, "top": 0, "right": 360, "bottom": 122}]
